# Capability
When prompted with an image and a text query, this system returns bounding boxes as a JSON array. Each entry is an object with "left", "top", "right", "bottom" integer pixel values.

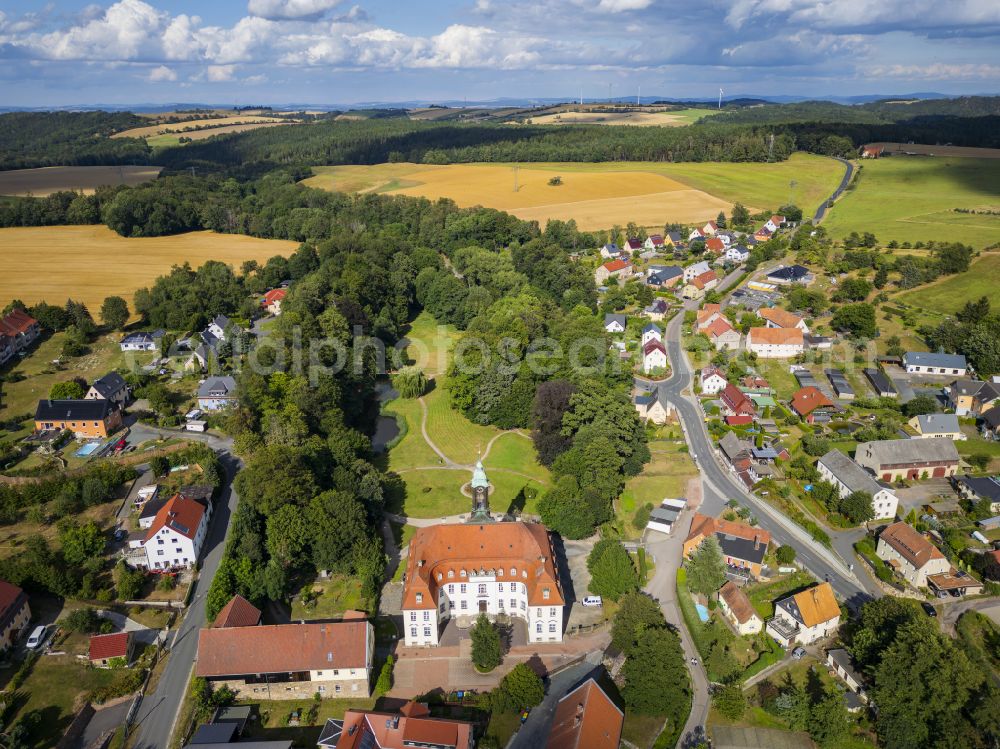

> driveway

[
  {"left": 96, "top": 610, "right": 163, "bottom": 647},
  {"left": 813, "top": 158, "right": 854, "bottom": 224},
  {"left": 509, "top": 656, "right": 604, "bottom": 749}
]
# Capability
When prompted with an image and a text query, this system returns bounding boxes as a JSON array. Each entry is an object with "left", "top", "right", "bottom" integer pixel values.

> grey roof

[
  {"left": 645, "top": 299, "right": 668, "bottom": 313},
  {"left": 649, "top": 506, "right": 681, "bottom": 525},
  {"left": 604, "top": 313, "right": 627, "bottom": 329},
  {"left": 210, "top": 314, "right": 231, "bottom": 330},
  {"left": 903, "top": 351, "right": 967, "bottom": 370},
  {"left": 794, "top": 370, "right": 818, "bottom": 388},
  {"left": 951, "top": 379, "right": 985, "bottom": 398},
  {"left": 982, "top": 405, "right": 1000, "bottom": 429},
  {"left": 856, "top": 438, "right": 960, "bottom": 467},
  {"left": 642, "top": 322, "right": 663, "bottom": 335},
  {"left": 90, "top": 372, "right": 127, "bottom": 399},
  {"left": 717, "top": 531, "right": 768, "bottom": 566},
  {"left": 197, "top": 377, "right": 237, "bottom": 399},
  {"left": 818, "top": 450, "right": 888, "bottom": 497},
  {"left": 864, "top": 368, "right": 896, "bottom": 395},
  {"left": 139, "top": 495, "right": 169, "bottom": 521},
  {"left": 188, "top": 723, "right": 237, "bottom": 744},
  {"left": 121, "top": 331, "right": 155, "bottom": 345},
  {"left": 914, "top": 413, "right": 960, "bottom": 435},
  {"left": 978, "top": 382, "right": 1000, "bottom": 403},
  {"left": 766, "top": 264, "right": 810, "bottom": 281},
  {"left": 719, "top": 431, "right": 751, "bottom": 461},
  {"left": 35, "top": 398, "right": 116, "bottom": 422},
  {"left": 317, "top": 718, "right": 344, "bottom": 747},
  {"left": 956, "top": 474, "right": 1000, "bottom": 503}
]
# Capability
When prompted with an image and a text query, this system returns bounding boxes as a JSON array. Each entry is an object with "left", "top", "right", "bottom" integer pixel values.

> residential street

[{"left": 129, "top": 450, "right": 242, "bottom": 749}]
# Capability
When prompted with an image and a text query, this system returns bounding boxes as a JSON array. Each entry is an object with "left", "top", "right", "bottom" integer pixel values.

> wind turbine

[
  {"left": 718, "top": 88, "right": 724, "bottom": 110},
  {"left": 637, "top": 84, "right": 641, "bottom": 106}
]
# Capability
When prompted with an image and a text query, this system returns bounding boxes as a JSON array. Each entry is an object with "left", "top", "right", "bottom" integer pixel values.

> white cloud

[
  {"left": 147, "top": 63, "right": 176, "bottom": 80},
  {"left": 206, "top": 64, "right": 235, "bottom": 81},
  {"left": 38, "top": 0, "right": 165, "bottom": 60},
  {"left": 597, "top": 0, "right": 653, "bottom": 11},
  {"left": 870, "top": 62, "right": 1000, "bottom": 79},
  {"left": 247, "top": 0, "right": 342, "bottom": 20},
  {"left": 725, "top": 0, "right": 1000, "bottom": 32}
]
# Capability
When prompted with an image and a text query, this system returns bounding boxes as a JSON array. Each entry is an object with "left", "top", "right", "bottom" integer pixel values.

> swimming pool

[
  {"left": 695, "top": 603, "right": 709, "bottom": 622},
  {"left": 74, "top": 442, "right": 101, "bottom": 457}
]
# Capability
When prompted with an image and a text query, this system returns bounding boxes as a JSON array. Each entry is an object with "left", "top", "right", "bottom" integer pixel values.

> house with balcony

[
  {"left": 766, "top": 582, "right": 840, "bottom": 647},
  {"left": 876, "top": 522, "right": 950, "bottom": 589}
]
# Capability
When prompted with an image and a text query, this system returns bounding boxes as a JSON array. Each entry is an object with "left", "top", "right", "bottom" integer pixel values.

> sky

[{"left": 0, "top": 0, "right": 998, "bottom": 106}]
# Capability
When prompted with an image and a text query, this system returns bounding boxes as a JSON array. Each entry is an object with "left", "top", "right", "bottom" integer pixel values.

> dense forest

[
  {"left": 0, "top": 111, "right": 150, "bottom": 170},
  {"left": 708, "top": 96, "right": 1000, "bottom": 125}
]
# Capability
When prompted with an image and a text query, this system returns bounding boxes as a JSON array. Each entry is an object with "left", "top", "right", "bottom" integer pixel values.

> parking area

[{"left": 893, "top": 478, "right": 956, "bottom": 517}]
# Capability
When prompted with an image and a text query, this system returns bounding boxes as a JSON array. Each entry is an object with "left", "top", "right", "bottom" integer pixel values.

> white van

[
  {"left": 26, "top": 625, "right": 47, "bottom": 650},
  {"left": 581, "top": 596, "right": 603, "bottom": 608}
]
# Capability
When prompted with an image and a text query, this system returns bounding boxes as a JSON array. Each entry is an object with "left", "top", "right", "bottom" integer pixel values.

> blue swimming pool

[
  {"left": 695, "top": 603, "right": 710, "bottom": 622},
  {"left": 74, "top": 442, "right": 101, "bottom": 457}
]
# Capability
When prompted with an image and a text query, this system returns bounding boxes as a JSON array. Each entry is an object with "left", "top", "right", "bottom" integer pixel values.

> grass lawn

[
  {"left": 484, "top": 708, "right": 523, "bottom": 746},
  {"left": 622, "top": 710, "right": 667, "bottom": 747},
  {"left": 754, "top": 359, "right": 800, "bottom": 402},
  {"left": 617, "top": 439, "right": 696, "bottom": 538},
  {"left": 957, "top": 433, "right": 1000, "bottom": 472},
  {"left": 483, "top": 432, "right": 548, "bottom": 482},
  {"left": 381, "top": 396, "right": 442, "bottom": 470},
  {"left": 823, "top": 156, "right": 1000, "bottom": 247},
  {"left": 895, "top": 252, "right": 1000, "bottom": 315},
  {"left": 0, "top": 498, "right": 119, "bottom": 561},
  {"left": 240, "top": 697, "right": 377, "bottom": 743},
  {"left": 745, "top": 570, "right": 816, "bottom": 620},
  {"left": 422, "top": 386, "right": 504, "bottom": 465},
  {"left": 399, "top": 309, "right": 461, "bottom": 377},
  {"left": 4, "top": 654, "right": 129, "bottom": 747},
  {"left": 0, "top": 332, "right": 125, "bottom": 440},
  {"left": 290, "top": 574, "right": 373, "bottom": 620},
  {"left": 390, "top": 468, "right": 544, "bottom": 518}
]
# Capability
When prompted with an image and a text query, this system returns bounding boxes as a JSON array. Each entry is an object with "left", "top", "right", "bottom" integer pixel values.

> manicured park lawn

[
  {"left": 423, "top": 386, "right": 504, "bottom": 465},
  {"left": 895, "top": 251, "right": 1000, "bottom": 314},
  {"left": 824, "top": 156, "right": 1000, "bottom": 247},
  {"left": 400, "top": 309, "right": 460, "bottom": 377},
  {"left": 483, "top": 432, "right": 549, "bottom": 483},
  {"left": 381, "top": 396, "right": 442, "bottom": 470},
  {"left": 390, "top": 468, "right": 544, "bottom": 519}
]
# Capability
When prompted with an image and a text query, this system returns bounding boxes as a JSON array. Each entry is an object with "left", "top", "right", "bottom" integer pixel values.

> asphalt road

[
  {"left": 813, "top": 157, "right": 854, "bottom": 224},
  {"left": 656, "top": 299, "right": 878, "bottom": 611},
  {"left": 509, "top": 657, "right": 604, "bottom": 749},
  {"left": 129, "top": 450, "right": 242, "bottom": 749}
]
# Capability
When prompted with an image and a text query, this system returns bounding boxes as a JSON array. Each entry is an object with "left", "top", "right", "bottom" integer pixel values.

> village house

[
  {"left": 641, "top": 322, "right": 662, "bottom": 346},
  {"left": 197, "top": 376, "right": 238, "bottom": 411},
  {"left": 645, "top": 265, "right": 683, "bottom": 288},
  {"left": 644, "top": 234, "right": 665, "bottom": 250},
  {"left": 908, "top": 413, "right": 965, "bottom": 440},
  {"left": 790, "top": 386, "right": 835, "bottom": 424},
  {"left": 754, "top": 227, "right": 773, "bottom": 242},
  {"left": 954, "top": 475, "right": 1000, "bottom": 514},
  {"left": 902, "top": 351, "right": 967, "bottom": 377},
  {"left": 197, "top": 616, "right": 374, "bottom": 699},
  {"left": 720, "top": 383, "right": 756, "bottom": 418},
  {"left": 684, "top": 513, "right": 771, "bottom": 579},
  {"left": 683, "top": 270, "right": 718, "bottom": 300},
  {"left": 634, "top": 387, "right": 673, "bottom": 425},
  {"left": 0, "top": 309, "right": 40, "bottom": 356},
  {"left": 980, "top": 406, "right": 1000, "bottom": 440},
  {"left": 401, "top": 473, "right": 564, "bottom": 647},
  {"left": 764, "top": 215, "right": 786, "bottom": 233},
  {"left": 705, "top": 237, "right": 726, "bottom": 255},
  {"left": 325, "top": 701, "right": 474, "bottom": 749},
  {"left": 855, "top": 438, "right": 960, "bottom": 481},
  {"left": 599, "top": 243, "right": 621, "bottom": 259},
  {"left": 545, "top": 677, "right": 623, "bottom": 749},
  {"left": 760, "top": 307, "right": 809, "bottom": 333},
  {"left": 263, "top": 288, "right": 287, "bottom": 316},
  {"left": 603, "top": 313, "right": 626, "bottom": 334},
  {"left": 696, "top": 303, "right": 723, "bottom": 330},
  {"left": 826, "top": 649, "right": 867, "bottom": 704},
  {"left": 973, "top": 382, "right": 1000, "bottom": 414},
  {"left": 0, "top": 335, "right": 13, "bottom": 367},
  {"left": 665, "top": 231, "right": 683, "bottom": 248},
  {"left": 213, "top": 594, "right": 262, "bottom": 629},
  {"left": 89, "top": 631, "right": 135, "bottom": 668},
  {"left": 766, "top": 582, "right": 840, "bottom": 648},
  {"left": 683, "top": 260, "right": 712, "bottom": 283},
  {"left": 817, "top": 449, "right": 899, "bottom": 520},
  {"left": 642, "top": 339, "right": 668, "bottom": 374},
  {"left": 861, "top": 145, "right": 884, "bottom": 158},
  {"left": 746, "top": 327, "right": 804, "bottom": 358},
  {"left": 726, "top": 245, "right": 750, "bottom": 263},
  {"left": 0, "top": 581, "right": 30, "bottom": 652},
  {"left": 700, "top": 220, "right": 719, "bottom": 236},
  {"left": 34, "top": 398, "right": 123, "bottom": 439},
  {"left": 644, "top": 299, "right": 669, "bottom": 321},
  {"left": 86, "top": 372, "right": 130, "bottom": 409},
  {"left": 946, "top": 379, "right": 997, "bottom": 416},
  {"left": 594, "top": 259, "right": 631, "bottom": 285},
  {"left": 765, "top": 265, "right": 813, "bottom": 286},
  {"left": 700, "top": 367, "right": 728, "bottom": 395},
  {"left": 127, "top": 493, "right": 210, "bottom": 571},
  {"left": 876, "top": 522, "right": 950, "bottom": 588},
  {"left": 623, "top": 238, "right": 643, "bottom": 253},
  {"left": 704, "top": 317, "right": 741, "bottom": 351},
  {"left": 119, "top": 330, "right": 165, "bottom": 352},
  {"left": 718, "top": 581, "right": 763, "bottom": 635}
]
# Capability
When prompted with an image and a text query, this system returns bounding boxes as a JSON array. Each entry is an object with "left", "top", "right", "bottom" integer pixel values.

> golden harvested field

[
  {"left": 0, "top": 225, "right": 298, "bottom": 311},
  {"left": 303, "top": 154, "right": 843, "bottom": 230},
  {"left": 867, "top": 142, "right": 1000, "bottom": 159},
  {"left": 0, "top": 165, "right": 163, "bottom": 197},
  {"left": 112, "top": 115, "right": 295, "bottom": 139},
  {"left": 526, "top": 108, "right": 716, "bottom": 126}
]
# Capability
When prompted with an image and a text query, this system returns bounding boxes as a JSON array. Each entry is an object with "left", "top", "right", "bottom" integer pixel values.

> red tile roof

[
  {"left": 0, "top": 309, "right": 37, "bottom": 337},
  {"left": 643, "top": 339, "right": 667, "bottom": 357},
  {"left": 748, "top": 327, "right": 803, "bottom": 346},
  {"left": 602, "top": 259, "right": 629, "bottom": 273},
  {"left": 685, "top": 512, "right": 771, "bottom": 550},
  {"left": 196, "top": 620, "right": 370, "bottom": 677},
  {"left": 0, "top": 580, "right": 25, "bottom": 620},
  {"left": 402, "top": 522, "right": 563, "bottom": 610},
  {"left": 759, "top": 307, "right": 803, "bottom": 329},
  {"left": 338, "top": 704, "right": 473, "bottom": 749},
  {"left": 546, "top": 678, "right": 623, "bottom": 749},
  {"left": 696, "top": 304, "right": 722, "bottom": 329},
  {"left": 692, "top": 270, "right": 718, "bottom": 289},
  {"left": 705, "top": 317, "right": 736, "bottom": 338},
  {"left": 790, "top": 386, "right": 834, "bottom": 416},
  {"left": 144, "top": 493, "right": 206, "bottom": 543},
  {"left": 705, "top": 237, "right": 725, "bottom": 253},
  {"left": 726, "top": 415, "right": 754, "bottom": 426},
  {"left": 263, "top": 288, "right": 287, "bottom": 304},
  {"left": 721, "top": 384, "right": 755, "bottom": 416},
  {"left": 89, "top": 632, "right": 131, "bottom": 661},
  {"left": 879, "top": 522, "right": 945, "bottom": 569},
  {"left": 720, "top": 581, "right": 757, "bottom": 624},
  {"left": 213, "top": 594, "right": 262, "bottom": 629}
]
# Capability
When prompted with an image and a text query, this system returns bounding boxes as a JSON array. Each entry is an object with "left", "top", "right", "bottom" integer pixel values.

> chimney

[{"left": 754, "top": 534, "right": 760, "bottom": 551}]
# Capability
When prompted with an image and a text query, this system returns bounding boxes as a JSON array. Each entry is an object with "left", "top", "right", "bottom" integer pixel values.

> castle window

[
  {"left": 536, "top": 622, "right": 542, "bottom": 633},
  {"left": 497, "top": 583, "right": 504, "bottom": 592},
  {"left": 478, "top": 584, "right": 487, "bottom": 595},
  {"left": 460, "top": 584, "right": 467, "bottom": 594},
  {"left": 448, "top": 570, "right": 454, "bottom": 579},
  {"left": 510, "top": 598, "right": 516, "bottom": 609},
  {"left": 549, "top": 622, "right": 556, "bottom": 633},
  {"left": 415, "top": 593, "right": 423, "bottom": 604},
  {"left": 410, "top": 612, "right": 416, "bottom": 622},
  {"left": 510, "top": 567, "right": 516, "bottom": 576},
  {"left": 448, "top": 584, "right": 454, "bottom": 594},
  {"left": 460, "top": 569, "right": 467, "bottom": 578},
  {"left": 542, "top": 588, "right": 550, "bottom": 600}
]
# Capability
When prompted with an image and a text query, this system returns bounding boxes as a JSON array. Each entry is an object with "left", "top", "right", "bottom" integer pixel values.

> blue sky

[{"left": 1, "top": 0, "right": 998, "bottom": 106}]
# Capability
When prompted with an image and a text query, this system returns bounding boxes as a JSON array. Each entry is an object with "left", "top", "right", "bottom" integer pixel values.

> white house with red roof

[
  {"left": 700, "top": 367, "right": 728, "bottom": 395},
  {"left": 764, "top": 215, "right": 785, "bottom": 233},
  {"left": 594, "top": 259, "right": 632, "bottom": 285},
  {"left": 128, "top": 493, "right": 210, "bottom": 571},
  {"left": 644, "top": 234, "right": 665, "bottom": 250},
  {"left": 623, "top": 238, "right": 643, "bottom": 253},
  {"left": 263, "top": 288, "right": 288, "bottom": 315},
  {"left": 701, "top": 220, "right": 719, "bottom": 236},
  {"left": 642, "top": 339, "right": 668, "bottom": 374}
]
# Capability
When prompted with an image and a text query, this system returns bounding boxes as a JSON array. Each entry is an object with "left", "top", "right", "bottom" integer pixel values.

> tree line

[{"left": 0, "top": 111, "right": 150, "bottom": 170}]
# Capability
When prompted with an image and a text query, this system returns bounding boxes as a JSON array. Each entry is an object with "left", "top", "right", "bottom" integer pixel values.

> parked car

[
  {"left": 581, "top": 596, "right": 603, "bottom": 607},
  {"left": 792, "top": 647, "right": 806, "bottom": 660},
  {"left": 26, "top": 625, "right": 47, "bottom": 650},
  {"left": 922, "top": 602, "right": 937, "bottom": 617}
]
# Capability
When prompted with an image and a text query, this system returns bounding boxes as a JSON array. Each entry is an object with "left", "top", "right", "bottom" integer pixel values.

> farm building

[
  {"left": 855, "top": 438, "right": 960, "bottom": 481},
  {"left": 864, "top": 368, "right": 896, "bottom": 398},
  {"left": 816, "top": 449, "right": 898, "bottom": 520},
  {"left": 902, "top": 351, "right": 967, "bottom": 376}
]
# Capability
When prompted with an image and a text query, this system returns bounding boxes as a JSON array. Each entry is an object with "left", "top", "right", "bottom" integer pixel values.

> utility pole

[
  {"left": 513, "top": 164, "right": 519, "bottom": 193},
  {"left": 767, "top": 133, "right": 775, "bottom": 162}
]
